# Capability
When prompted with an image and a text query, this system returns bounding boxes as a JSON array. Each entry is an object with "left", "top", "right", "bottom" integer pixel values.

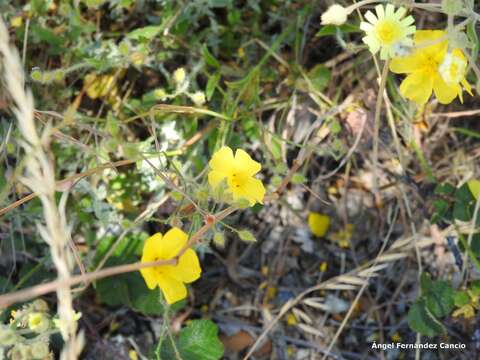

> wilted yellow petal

[
  {"left": 308, "top": 212, "right": 330, "bottom": 237},
  {"left": 468, "top": 180, "right": 480, "bottom": 200},
  {"left": 452, "top": 304, "right": 475, "bottom": 319}
]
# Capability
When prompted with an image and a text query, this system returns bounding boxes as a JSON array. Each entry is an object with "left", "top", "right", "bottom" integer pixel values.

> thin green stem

[{"left": 372, "top": 59, "right": 390, "bottom": 204}]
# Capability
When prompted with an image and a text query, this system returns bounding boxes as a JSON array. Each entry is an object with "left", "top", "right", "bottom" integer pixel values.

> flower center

[
  {"left": 438, "top": 53, "right": 466, "bottom": 84},
  {"left": 229, "top": 172, "right": 248, "bottom": 189},
  {"left": 420, "top": 54, "right": 440, "bottom": 75},
  {"left": 375, "top": 20, "right": 401, "bottom": 45}
]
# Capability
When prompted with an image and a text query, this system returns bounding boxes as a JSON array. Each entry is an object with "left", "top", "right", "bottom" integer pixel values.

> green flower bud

[
  {"left": 0, "top": 325, "right": 17, "bottom": 346},
  {"left": 442, "top": 0, "right": 463, "bottom": 15},
  {"left": 238, "top": 229, "right": 256, "bottom": 242},
  {"left": 30, "top": 341, "right": 50, "bottom": 359},
  {"left": 32, "top": 299, "right": 49, "bottom": 312},
  {"left": 213, "top": 232, "right": 225, "bottom": 247},
  {"left": 31, "top": 69, "right": 43, "bottom": 82}
]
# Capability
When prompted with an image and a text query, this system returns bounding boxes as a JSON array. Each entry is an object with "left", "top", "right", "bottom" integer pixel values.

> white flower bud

[
  {"left": 190, "top": 91, "right": 206, "bottom": 106},
  {"left": 321, "top": 4, "right": 350, "bottom": 26},
  {"left": 173, "top": 68, "right": 186, "bottom": 85}
]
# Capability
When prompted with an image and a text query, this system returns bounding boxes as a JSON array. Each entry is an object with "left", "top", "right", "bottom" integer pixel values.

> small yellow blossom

[
  {"left": 10, "top": 16, "right": 23, "bottom": 28},
  {"left": 321, "top": 4, "right": 350, "bottom": 26},
  {"left": 139, "top": 228, "right": 202, "bottom": 304},
  {"left": 286, "top": 313, "right": 298, "bottom": 326},
  {"left": 208, "top": 146, "right": 265, "bottom": 206},
  {"left": 391, "top": 332, "right": 402, "bottom": 342},
  {"left": 331, "top": 224, "right": 353, "bottom": 248},
  {"left": 319, "top": 261, "right": 328, "bottom": 272},
  {"left": 28, "top": 313, "right": 49, "bottom": 333},
  {"left": 128, "top": 349, "right": 139, "bottom": 360},
  {"left": 360, "top": 4, "right": 415, "bottom": 59},
  {"left": 308, "top": 212, "right": 330, "bottom": 237},
  {"left": 390, "top": 30, "right": 472, "bottom": 105}
]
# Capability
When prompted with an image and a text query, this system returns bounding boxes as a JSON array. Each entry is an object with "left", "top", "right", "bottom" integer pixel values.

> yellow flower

[
  {"left": 139, "top": 228, "right": 201, "bottom": 304},
  {"left": 208, "top": 146, "right": 265, "bottom": 206},
  {"left": 28, "top": 313, "right": 50, "bottom": 333},
  {"left": 390, "top": 30, "right": 472, "bottom": 105},
  {"left": 360, "top": 4, "right": 415, "bottom": 59},
  {"left": 308, "top": 212, "right": 330, "bottom": 237}
]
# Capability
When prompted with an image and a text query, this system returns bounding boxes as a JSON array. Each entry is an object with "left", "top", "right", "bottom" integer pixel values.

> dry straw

[{"left": 0, "top": 17, "right": 83, "bottom": 359}]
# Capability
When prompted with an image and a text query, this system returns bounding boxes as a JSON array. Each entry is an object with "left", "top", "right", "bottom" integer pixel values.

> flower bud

[
  {"left": 321, "top": 4, "right": 350, "bottom": 26},
  {"left": 30, "top": 341, "right": 50, "bottom": 359},
  {"left": 173, "top": 68, "right": 186, "bottom": 85},
  {"left": 190, "top": 91, "right": 206, "bottom": 106},
  {"left": 0, "top": 325, "right": 17, "bottom": 346},
  {"left": 32, "top": 299, "right": 49, "bottom": 312}
]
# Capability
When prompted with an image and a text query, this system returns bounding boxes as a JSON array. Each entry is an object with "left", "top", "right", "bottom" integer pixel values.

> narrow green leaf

[{"left": 203, "top": 47, "right": 220, "bottom": 68}]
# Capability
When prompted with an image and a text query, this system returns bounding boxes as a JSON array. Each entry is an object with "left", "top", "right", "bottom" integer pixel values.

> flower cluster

[
  {"left": 358, "top": 4, "right": 473, "bottom": 105},
  {"left": 0, "top": 299, "right": 78, "bottom": 360},
  {"left": 321, "top": 3, "right": 475, "bottom": 105},
  {"left": 139, "top": 147, "right": 265, "bottom": 304}
]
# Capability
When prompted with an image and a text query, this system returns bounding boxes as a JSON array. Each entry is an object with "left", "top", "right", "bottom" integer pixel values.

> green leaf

[
  {"left": 315, "top": 23, "right": 360, "bottom": 37},
  {"left": 420, "top": 273, "right": 455, "bottom": 318},
  {"left": 453, "top": 183, "right": 477, "bottom": 222},
  {"left": 434, "top": 182, "right": 455, "bottom": 196},
  {"left": 454, "top": 291, "right": 470, "bottom": 307},
  {"left": 408, "top": 300, "right": 445, "bottom": 337},
  {"left": 203, "top": 47, "right": 220, "bottom": 68},
  {"left": 291, "top": 173, "right": 307, "bottom": 185},
  {"left": 178, "top": 320, "right": 224, "bottom": 360},
  {"left": 31, "top": 24, "right": 66, "bottom": 48},
  {"left": 127, "top": 25, "right": 162, "bottom": 41},
  {"left": 307, "top": 64, "right": 331, "bottom": 92},
  {"left": 206, "top": 72, "right": 221, "bottom": 100}
]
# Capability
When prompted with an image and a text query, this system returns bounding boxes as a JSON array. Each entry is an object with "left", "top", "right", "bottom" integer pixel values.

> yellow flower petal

[
  {"left": 389, "top": 53, "right": 422, "bottom": 74},
  {"left": 308, "top": 212, "right": 330, "bottom": 237},
  {"left": 209, "top": 146, "right": 235, "bottom": 174},
  {"left": 208, "top": 169, "right": 228, "bottom": 188},
  {"left": 140, "top": 267, "right": 159, "bottom": 290},
  {"left": 413, "top": 30, "right": 445, "bottom": 44},
  {"left": 157, "top": 273, "right": 187, "bottom": 304},
  {"left": 141, "top": 233, "right": 163, "bottom": 262},
  {"left": 235, "top": 149, "right": 261, "bottom": 176},
  {"left": 399, "top": 71, "right": 433, "bottom": 105},
  {"left": 462, "top": 78, "right": 473, "bottom": 96},
  {"left": 433, "top": 75, "right": 459, "bottom": 104},
  {"left": 164, "top": 248, "right": 202, "bottom": 283},
  {"left": 161, "top": 227, "right": 188, "bottom": 259},
  {"left": 231, "top": 177, "right": 266, "bottom": 205}
]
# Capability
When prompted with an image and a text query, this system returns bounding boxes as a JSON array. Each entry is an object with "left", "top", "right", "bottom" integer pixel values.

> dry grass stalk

[{"left": 0, "top": 18, "right": 83, "bottom": 359}]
